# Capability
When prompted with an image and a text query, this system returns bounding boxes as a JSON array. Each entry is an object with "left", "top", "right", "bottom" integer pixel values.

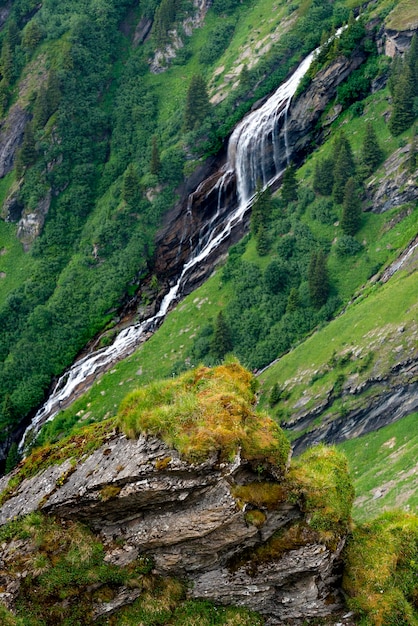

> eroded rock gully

[{"left": 0, "top": 433, "right": 347, "bottom": 623}]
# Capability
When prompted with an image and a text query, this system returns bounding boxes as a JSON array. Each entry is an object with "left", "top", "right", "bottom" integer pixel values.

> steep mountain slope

[{"left": 0, "top": 0, "right": 416, "bottom": 458}]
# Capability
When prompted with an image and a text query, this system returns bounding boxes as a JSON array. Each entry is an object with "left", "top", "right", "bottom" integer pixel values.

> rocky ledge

[{"left": 0, "top": 365, "right": 353, "bottom": 624}]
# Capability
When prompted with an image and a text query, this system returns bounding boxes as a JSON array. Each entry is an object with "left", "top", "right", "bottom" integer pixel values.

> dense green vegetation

[{"left": 2, "top": 0, "right": 414, "bottom": 438}]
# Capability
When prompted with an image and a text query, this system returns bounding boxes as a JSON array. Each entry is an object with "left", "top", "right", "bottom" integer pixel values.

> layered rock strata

[{"left": 0, "top": 432, "right": 347, "bottom": 623}]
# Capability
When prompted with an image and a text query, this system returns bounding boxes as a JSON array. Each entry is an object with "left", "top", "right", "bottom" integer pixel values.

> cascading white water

[{"left": 20, "top": 46, "right": 320, "bottom": 449}]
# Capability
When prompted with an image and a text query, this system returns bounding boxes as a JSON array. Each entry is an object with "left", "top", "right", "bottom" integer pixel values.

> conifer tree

[
  {"left": 152, "top": 0, "right": 177, "bottom": 46},
  {"left": 281, "top": 164, "right": 298, "bottom": 203},
  {"left": 286, "top": 287, "right": 300, "bottom": 313},
  {"left": 269, "top": 382, "right": 282, "bottom": 407},
  {"left": 308, "top": 250, "right": 329, "bottom": 308},
  {"left": 388, "top": 63, "right": 415, "bottom": 136},
  {"left": 150, "top": 135, "right": 161, "bottom": 175},
  {"left": 5, "top": 442, "right": 20, "bottom": 474},
  {"left": 15, "top": 122, "right": 36, "bottom": 176},
  {"left": 256, "top": 223, "right": 270, "bottom": 256},
  {"left": 33, "top": 85, "right": 49, "bottom": 129},
  {"left": 183, "top": 74, "right": 211, "bottom": 131},
  {"left": 211, "top": 311, "right": 233, "bottom": 361},
  {"left": 250, "top": 183, "right": 270, "bottom": 236},
  {"left": 332, "top": 134, "right": 355, "bottom": 203},
  {"left": 313, "top": 157, "right": 334, "bottom": 195},
  {"left": 1, "top": 40, "right": 14, "bottom": 84},
  {"left": 361, "top": 122, "right": 383, "bottom": 176},
  {"left": 46, "top": 70, "right": 61, "bottom": 113},
  {"left": 341, "top": 177, "right": 361, "bottom": 236},
  {"left": 122, "top": 164, "right": 140, "bottom": 206}
]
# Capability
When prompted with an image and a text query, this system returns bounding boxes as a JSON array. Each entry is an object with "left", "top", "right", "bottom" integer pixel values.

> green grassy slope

[{"left": 339, "top": 412, "right": 418, "bottom": 522}]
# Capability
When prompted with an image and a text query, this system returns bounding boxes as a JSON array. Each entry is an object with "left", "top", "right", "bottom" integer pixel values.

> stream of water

[{"left": 20, "top": 47, "right": 318, "bottom": 448}]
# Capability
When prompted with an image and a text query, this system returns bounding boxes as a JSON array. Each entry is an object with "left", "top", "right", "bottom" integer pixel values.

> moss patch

[{"left": 117, "top": 360, "right": 291, "bottom": 469}]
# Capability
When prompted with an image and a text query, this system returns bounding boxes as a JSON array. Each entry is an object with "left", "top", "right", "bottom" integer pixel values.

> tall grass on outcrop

[
  {"left": 287, "top": 445, "right": 354, "bottom": 540},
  {"left": 343, "top": 510, "right": 418, "bottom": 625},
  {"left": 117, "top": 361, "right": 290, "bottom": 469}
]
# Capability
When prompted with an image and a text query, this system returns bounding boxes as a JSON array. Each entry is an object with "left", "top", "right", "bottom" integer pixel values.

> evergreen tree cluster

[{"left": 388, "top": 35, "right": 418, "bottom": 136}]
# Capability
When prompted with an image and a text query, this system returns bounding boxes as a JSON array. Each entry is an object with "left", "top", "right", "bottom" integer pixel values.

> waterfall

[{"left": 20, "top": 47, "right": 318, "bottom": 450}]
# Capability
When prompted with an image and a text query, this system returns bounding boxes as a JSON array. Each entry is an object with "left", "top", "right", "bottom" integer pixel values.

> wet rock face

[
  {"left": 0, "top": 433, "right": 346, "bottom": 623},
  {"left": 153, "top": 54, "right": 368, "bottom": 293},
  {"left": 0, "top": 105, "right": 31, "bottom": 179}
]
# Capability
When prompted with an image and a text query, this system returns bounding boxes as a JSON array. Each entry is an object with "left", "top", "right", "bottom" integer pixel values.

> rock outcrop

[
  {"left": 17, "top": 190, "right": 51, "bottom": 251},
  {"left": 0, "top": 360, "right": 353, "bottom": 624},
  {"left": 0, "top": 432, "right": 348, "bottom": 623},
  {"left": 366, "top": 145, "right": 418, "bottom": 213},
  {"left": 0, "top": 105, "right": 31, "bottom": 179}
]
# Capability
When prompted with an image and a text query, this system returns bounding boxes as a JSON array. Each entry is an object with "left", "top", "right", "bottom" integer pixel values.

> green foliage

[
  {"left": 281, "top": 164, "right": 298, "bottom": 203},
  {"left": 199, "top": 20, "right": 235, "bottom": 65},
  {"left": 308, "top": 249, "right": 329, "bottom": 308},
  {"left": 183, "top": 74, "right": 211, "bottom": 132},
  {"left": 287, "top": 445, "right": 354, "bottom": 539},
  {"left": 269, "top": 382, "right": 282, "bottom": 407},
  {"left": 313, "top": 157, "right": 334, "bottom": 196},
  {"left": 343, "top": 511, "right": 418, "bottom": 625},
  {"left": 150, "top": 135, "right": 161, "bottom": 176},
  {"left": 211, "top": 311, "right": 233, "bottom": 361},
  {"left": 388, "top": 37, "right": 418, "bottom": 136},
  {"left": 361, "top": 121, "right": 384, "bottom": 176},
  {"left": 118, "top": 361, "right": 290, "bottom": 469},
  {"left": 335, "top": 234, "right": 362, "bottom": 257},
  {"left": 332, "top": 133, "right": 356, "bottom": 204},
  {"left": 341, "top": 177, "right": 362, "bottom": 236},
  {"left": 5, "top": 441, "right": 20, "bottom": 474}
]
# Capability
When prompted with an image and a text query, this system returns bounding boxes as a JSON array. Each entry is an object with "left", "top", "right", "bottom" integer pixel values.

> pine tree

[
  {"left": 269, "top": 382, "right": 282, "bottom": 407},
  {"left": 150, "top": 135, "right": 161, "bottom": 175},
  {"left": 33, "top": 85, "right": 49, "bottom": 129},
  {"left": 183, "top": 74, "right": 211, "bottom": 132},
  {"left": 286, "top": 287, "right": 300, "bottom": 313},
  {"left": 388, "top": 62, "right": 415, "bottom": 136},
  {"left": 308, "top": 250, "right": 329, "bottom": 308},
  {"left": 15, "top": 122, "right": 36, "bottom": 176},
  {"left": 122, "top": 164, "right": 140, "bottom": 206},
  {"left": 46, "top": 70, "right": 61, "bottom": 113},
  {"left": 5, "top": 442, "right": 20, "bottom": 474},
  {"left": 152, "top": 0, "right": 177, "bottom": 47},
  {"left": 332, "top": 133, "right": 355, "bottom": 203},
  {"left": 313, "top": 157, "right": 334, "bottom": 195},
  {"left": 211, "top": 311, "right": 233, "bottom": 361},
  {"left": 256, "top": 223, "right": 270, "bottom": 256},
  {"left": 361, "top": 122, "right": 383, "bottom": 176},
  {"left": 250, "top": 183, "right": 270, "bottom": 236},
  {"left": 341, "top": 177, "right": 361, "bottom": 236},
  {"left": 281, "top": 164, "right": 298, "bottom": 203},
  {"left": 1, "top": 40, "right": 14, "bottom": 84}
]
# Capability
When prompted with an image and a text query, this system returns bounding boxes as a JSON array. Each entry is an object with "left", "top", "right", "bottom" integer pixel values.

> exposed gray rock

[
  {"left": 0, "top": 105, "right": 31, "bottom": 179},
  {"left": 0, "top": 433, "right": 347, "bottom": 623},
  {"left": 384, "top": 27, "right": 418, "bottom": 57},
  {"left": 17, "top": 190, "right": 52, "bottom": 250},
  {"left": 366, "top": 145, "right": 418, "bottom": 213}
]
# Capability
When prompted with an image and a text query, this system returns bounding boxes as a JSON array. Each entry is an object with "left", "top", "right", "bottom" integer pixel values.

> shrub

[{"left": 335, "top": 235, "right": 362, "bottom": 257}]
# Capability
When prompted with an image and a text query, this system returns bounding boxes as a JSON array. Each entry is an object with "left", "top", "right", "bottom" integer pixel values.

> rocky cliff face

[
  {"left": 0, "top": 427, "right": 351, "bottom": 623},
  {"left": 152, "top": 51, "right": 368, "bottom": 298}
]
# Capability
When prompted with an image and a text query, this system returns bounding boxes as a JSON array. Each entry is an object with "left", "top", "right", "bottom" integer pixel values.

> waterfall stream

[{"left": 20, "top": 47, "right": 318, "bottom": 449}]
